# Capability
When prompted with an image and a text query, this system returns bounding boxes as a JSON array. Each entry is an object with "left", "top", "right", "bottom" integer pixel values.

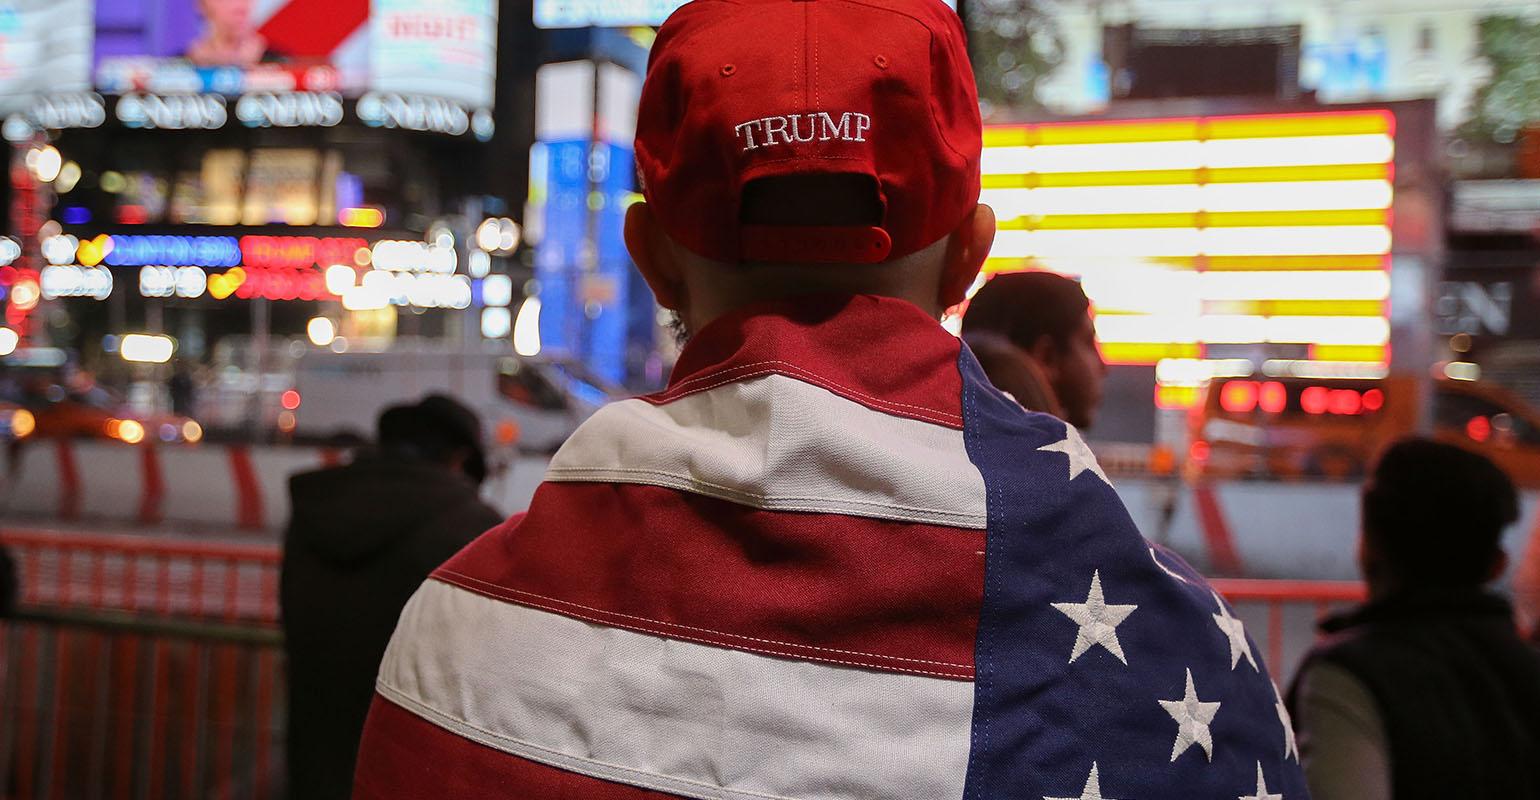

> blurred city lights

[
  {"left": 0, "top": 327, "right": 18, "bottom": 357},
  {"left": 513, "top": 296, "right": 542, "bottom": 357},
  {"left": 325, "top": 264, "right": 357, "bottom": 295},
  {"left": 307, "top": 317, "right": 338, "bottom": 347},
  {"left": 26, "top": 145, "right": 62, "bottom": 182},
  {"left": 119, "top": 334, "right": 176, "bottom": 363},
  {"left": 11, "top": 408, "right": 35, "bottom": 438},
  {"left": 182, "top": 420, "right": 204, "bottom": 443},
  {"left": 116, "top": 419, "right": 146, "bottom": 444},
  {"left": 481, "top": 307, "right": 512, "bottom": 339},
  {"left": 339, "top": 207, "right": 385, "bottom": 228},
  {"left": 1443, "top": 361, "right": 1481, "bottom": 382},
  {"left": 481, "top": 274, "right": 514, "bottom": 307},
  {"left": 55, "top": 161, "right": 82, "bottom": 193},
  {"left": 10, "top": 279, "right": 41, "bottom": 311},
  {"left": 281, "top": 390, "right": 302, "bottom": 410},
  {"left": 99, "top": 171, "right": 127, "bottom": 193}
]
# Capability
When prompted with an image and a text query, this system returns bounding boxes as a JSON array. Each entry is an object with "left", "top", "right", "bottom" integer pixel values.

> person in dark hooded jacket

[{"left": 280, "top": 394, "right": 502, "bottom": 799}]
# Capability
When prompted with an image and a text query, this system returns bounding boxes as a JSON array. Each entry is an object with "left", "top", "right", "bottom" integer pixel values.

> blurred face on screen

[
  {"left": 189, "top": 0, "right": 269, "bottom": 67},
  {"left": 201, "top": 0, "right": 254, "bottom": 36}
]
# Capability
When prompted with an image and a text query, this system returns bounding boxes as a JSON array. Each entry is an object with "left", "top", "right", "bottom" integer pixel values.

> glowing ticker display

[{"left": 979, "top": 110, "right": 1396, "bottom": 375}]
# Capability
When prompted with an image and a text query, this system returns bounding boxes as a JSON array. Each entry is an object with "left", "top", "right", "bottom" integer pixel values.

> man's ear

[
  {"left": 625, "top": 201, "right": 685, "bottom": 311},
  {"left": 939, "top": 203, "right": 997, "bottom": 308}
]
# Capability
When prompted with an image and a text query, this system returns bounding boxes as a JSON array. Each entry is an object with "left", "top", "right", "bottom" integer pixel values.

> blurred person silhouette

[
  {"left": 0, "top": 542, "right": 16, "bottom": 617},
  {"left": 168, "top": 360, "right": 197, "bottom": 417},
  {"left": 280, "top": 394, "right": 500, "bottom": 800},
  {"left": 961, "top": 271, "right": 1108, "bottom": 429},
  {"left": 185, "top": 0, "right": 286, "bottom": 67},
  {"left": 352, "top": 1, "right": 1305, "bottom": 797},
  {"left": 1288, "top": 438, "right": 1540, "bottom": 800}
]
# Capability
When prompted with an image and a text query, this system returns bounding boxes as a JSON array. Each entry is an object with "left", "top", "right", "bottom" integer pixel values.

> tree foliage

[
  {"left": 1465, "top": 15, "right": 1540, "bottom": 143},
  {"left": 966, "top": 0, "right": 1064, "bottom": 116}
]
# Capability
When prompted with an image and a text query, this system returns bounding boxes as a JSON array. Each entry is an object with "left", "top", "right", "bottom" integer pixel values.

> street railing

[
  {"left": 1210, "top": 577, "right": 1367, "bottom": 679},
  {"left": 1, "top": 528, "right": 279, "bottom": 622},
  {"left": 1, "top": 607, "right": 284, "bottom": 800},
  {"left": 0, "top": 528, "right": 1367, "bottom": 799}
]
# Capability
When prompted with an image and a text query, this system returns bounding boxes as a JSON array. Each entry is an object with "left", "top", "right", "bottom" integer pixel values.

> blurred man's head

[
  {"left": 377, "top": 394, "right": 489, "bottom": 485},
  {"left": 1359, "top": 438, "right": 1519, "bottom": 599},
  {"left": 625, "top": 0, "right": 995, "bottom": 336},
  {"left": 961, "top": 272, "right": 1107, "bottom": 429},
  {"left": 198, "top": 0, "right": 255, "bottom": 37}
]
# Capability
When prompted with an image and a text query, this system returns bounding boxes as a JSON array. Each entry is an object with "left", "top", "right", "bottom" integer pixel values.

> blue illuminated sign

[{"left": 104, "top": 235, "right": 242, "bottom": 268}]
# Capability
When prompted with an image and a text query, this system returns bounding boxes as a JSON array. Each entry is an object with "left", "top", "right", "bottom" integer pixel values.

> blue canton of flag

[{"left": 957, "top": 351, "right": 1308, "bottom": 800}]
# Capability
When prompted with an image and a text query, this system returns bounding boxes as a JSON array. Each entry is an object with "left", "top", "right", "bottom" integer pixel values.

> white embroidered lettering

[
  {"left": 819, "top": 112, "right": 850, "bottom": 141},
  {"left": 735, "top": 111, "right": 871, "bottom": 152},
  {"left": 789, "top": 114, "right": 817, "bottom": 143},
  {"left": 735, "top": 119, "right": 764, "bottom": 150},
  {"left": 762, "top": 115, "right": 790, "bottom": 146}
]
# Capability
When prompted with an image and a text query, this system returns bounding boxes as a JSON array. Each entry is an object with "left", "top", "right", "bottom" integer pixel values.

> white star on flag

[
  {"left": 1038, "top": 425, "right": 1110, "bottom": 485},
  {"left": 1159, "top": 668, "right": 1222, "bottom": 762},
  {"left": 1045, "top": 762, "right": 1124, "bottom": 800},
  {"left": 1212, "top": 592, "right": 1258, "bottom": 671},
  {"left": 1240, "top": 761, "right": 1283, "bottom": 800},
  {"left": 1272, "top": 681, "right": 1299, "bottom": 762},
  {"left": 1052, "top": 571, "right": 1138, "bottom": 665}
]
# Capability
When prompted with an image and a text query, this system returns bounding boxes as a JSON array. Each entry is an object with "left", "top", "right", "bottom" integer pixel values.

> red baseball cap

[{"left": 635, "top": 0, "right": 982, "bottom": 265}]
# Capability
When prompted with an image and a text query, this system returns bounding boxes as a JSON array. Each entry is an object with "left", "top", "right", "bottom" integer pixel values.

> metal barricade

[
  {"left": 1, "top": 529, "right": 279, "bottom": 623},
  {"left": 1, "top": 529, "right": 284, "bottom": 800},
  {"left": 1211, "top": 577, "right": 1367, "bottom": 683},
  {"left": 0, "top": 526, "right": 1366, "bottom": 799},
  {"left": 1, "top": 609, "right": 284, "bottom": 800}
]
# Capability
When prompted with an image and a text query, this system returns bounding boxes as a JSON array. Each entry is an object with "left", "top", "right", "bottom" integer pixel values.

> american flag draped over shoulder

[{"left": 352, "top": 295, "right": 1307, "bottom": 800}]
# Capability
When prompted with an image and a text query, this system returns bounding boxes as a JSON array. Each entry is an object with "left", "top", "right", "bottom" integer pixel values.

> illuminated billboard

[
  {"left": 534, "top": 0, "right": 954, "bottom": 29},
  {"left": 979, "top": 110, "right": 1395, "bottom": 393},
  {"left": 0, "top": 0, "right": 94, "bottom": 116},
  {"left": 93, "top": 0, "right": 496, "bottom": 109}
]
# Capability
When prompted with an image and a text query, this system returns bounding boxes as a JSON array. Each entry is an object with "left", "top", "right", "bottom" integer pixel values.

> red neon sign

[
  {"left": 239, "top": 236, "right": 368, "bottom": 270},
  {"left": 1259, "top": 381, "right": 1287, "bottom": 414}
]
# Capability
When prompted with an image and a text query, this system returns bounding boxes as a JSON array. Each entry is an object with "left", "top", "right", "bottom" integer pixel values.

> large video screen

[
  {"left": 94, "top": 0, "right": 496, "bottom": 109},
  {"left": 535, "top": 0, "right": 955, "bottom": 29},
  {"left": 0, "top": 0, "right": 95, "bottom": 116}
]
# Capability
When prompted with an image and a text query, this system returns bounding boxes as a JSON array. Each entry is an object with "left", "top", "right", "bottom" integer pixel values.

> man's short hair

[
  {"left": 1362, "top": 438, "right": 1519, "bottom": 589},
  {"left": 962, "top": 271, "right": 1091, "bottom": 352}
]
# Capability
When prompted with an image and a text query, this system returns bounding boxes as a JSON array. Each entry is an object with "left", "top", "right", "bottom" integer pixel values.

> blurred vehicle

[
  {"left": 290, "top": 342, "right": 620, "bottom": 454},
  {"left": 0, "top": 402, "right": 35, "bottom": 443},
  {"left": 1189, "top": 373, "right": 1540, "bottom": 488},
  {"left": 17, "top": 383, "right": 202, "bottom": 446}
]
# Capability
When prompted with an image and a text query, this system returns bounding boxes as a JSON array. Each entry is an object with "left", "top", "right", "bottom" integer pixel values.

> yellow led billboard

[{"left": 979, "top": 110, "right": 1395, "bottom": 371}]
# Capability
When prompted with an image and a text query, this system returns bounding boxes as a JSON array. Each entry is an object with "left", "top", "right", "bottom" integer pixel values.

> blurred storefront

[{"left": 0, "top": 0, "right": 532, "bottom": 424}]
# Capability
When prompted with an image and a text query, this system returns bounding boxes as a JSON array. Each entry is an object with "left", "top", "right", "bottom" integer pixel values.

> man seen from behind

[
  {"left": 353, "top": 2, "right": 1306, "bottom": 797},
  {"left": 1289, "top": 438, "right": 1540, "bottom": 799},
  {"left": 282, "top": 395, "right": 501, "bottom": 799}
]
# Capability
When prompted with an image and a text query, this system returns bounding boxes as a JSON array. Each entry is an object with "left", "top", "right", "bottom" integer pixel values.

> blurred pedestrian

[
  {"left": 281, "top": 394, "right": 501, "bottom": 800},
  {"left": 1288, "top": 438, "right": 1540, "bottom": 800},
  {"left": 961, "top": 271, "right": 1108, "bottom": 429},
  {"left": 0, "top": 541, "right": 16, "bottom": 618},
  {"left": 353, "top": 2, "right": 1303, "bottom": 797},
  {"left": 168, "top": 360, "right": 197, "bottom": 418}
]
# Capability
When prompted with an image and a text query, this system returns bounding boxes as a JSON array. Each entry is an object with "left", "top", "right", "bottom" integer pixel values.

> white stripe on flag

[
  {"left": 377, "top": 579, "right": 975, "bottom": 800},
  {"left": 546, "top": 373, "right": 988, "bottom": 529}
]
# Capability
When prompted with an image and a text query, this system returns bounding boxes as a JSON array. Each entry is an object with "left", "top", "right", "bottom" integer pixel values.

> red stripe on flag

[
  {"left": 257, "top": 0, "right": 368, "bottom": 59},
  {"left": 436, "top": 482, "right": 985, "bottom": 679},
  {"left": 354, "top": 695, "right": 689, "bottom": 799},
  {"left": 655, "top": 294, "right": 966, "bottom": 429}
]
